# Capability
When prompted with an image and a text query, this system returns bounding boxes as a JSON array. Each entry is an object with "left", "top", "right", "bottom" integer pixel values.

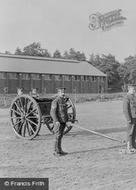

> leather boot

[{"left": 60, "top": 150, "right": 68, "bottom": 155}]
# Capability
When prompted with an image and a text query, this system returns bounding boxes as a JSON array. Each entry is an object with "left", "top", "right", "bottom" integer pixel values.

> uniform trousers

[
  {"left": 54, "top": 122, "right": 66, "bottom": 153},
  {"left": 127, "top": 118, "right": 136, "bottom": 148}
]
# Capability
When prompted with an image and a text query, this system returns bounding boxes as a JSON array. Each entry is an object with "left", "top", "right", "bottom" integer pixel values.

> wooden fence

[{"left": 0, "top": 92, "right": 125, "bottom": 108}]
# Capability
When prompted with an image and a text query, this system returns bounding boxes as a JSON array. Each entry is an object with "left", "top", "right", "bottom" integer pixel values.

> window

[
  {"left": 42, "top": 74, "right": 52, "bottom": 80},
  {"left": 22, "top": 73, "right": 30, "bottom": 80},
  {"left": 74, "top": 76, "right": 77, "bottom": 81},
  {"left": 73, "top": 75, "right": 80, "bottom": 81},
  {"left": 81, "top": 76, "right": 84, "bottom": 81},
  {"left": 77, "top": 76, "right": 80, "bottom": 80},
  {"left": 86, "top": 76, "right": 90, "bottom": 81},
  {"left": 0, "top": 72, "right": 6, "bottom": 79},
  {"left": 99, "top": 76, "right": 102, "bottom": 82},
  {"left": 102, "top": 76, "right": 105, "bottom": 81},
  {"left": 89, "top": 76, "right": 92, "bottom": 81},
  {"left": 31, "top": 74, "right": 40, "bottom": 80},
  {"left": 84, "top": 76, "right": 87, "bottom": 81},
  {"left": 64, "top": 75, "right": 71, "bottom": 81},
  {"left": 81, "top": 76, "right": 88, "bottom": 81},
  {"left": 8, "top": 73, "right": 17, "bottom": 79},
  {"left": 54, "top": 75, "right": 62, "bottom": 81},
  {"left": 92, "top": 76, "right": 97, "bottom": 82}
]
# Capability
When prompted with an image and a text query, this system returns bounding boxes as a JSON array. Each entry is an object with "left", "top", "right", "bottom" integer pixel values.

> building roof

[{"left": 0, "top": 54, "right": 106, "bottom": 76}]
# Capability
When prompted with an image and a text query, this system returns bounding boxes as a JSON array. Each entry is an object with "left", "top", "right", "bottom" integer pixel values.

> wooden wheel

[
  {"left": 10, "top": 95, "right": 41, "bottom": 140},
  {"left": 43, "top": 115, "right": 54, "bottom": 134},
  {"left": 64, "top": 97, "right": 76, "bottom": 135},
  {"left": 45, "top": 97, "right": 76, "bottom": 135}
]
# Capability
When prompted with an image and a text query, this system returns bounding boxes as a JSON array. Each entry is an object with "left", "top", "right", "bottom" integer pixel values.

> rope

[{"left": 71, "top": 123, "right": 126, "bottom": 144}]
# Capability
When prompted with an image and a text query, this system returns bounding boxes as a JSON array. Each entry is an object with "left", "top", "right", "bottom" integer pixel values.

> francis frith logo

[{"left": 89, "top": 9, "right": 126, "bottom": 31}]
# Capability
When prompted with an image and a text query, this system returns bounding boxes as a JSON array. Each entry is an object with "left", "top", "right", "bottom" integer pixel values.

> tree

[
  {"left": 41, "top": 49, "right": 51, "bottom": 57},
  {"left": 53, "top": 50, "right": 62, "bottom": 58},
  {"left": 69, "top": 48, "right": 86, "bottom": 61},
  {"left": 117, "top": 64, "right": 127, "bottom": 84},
  {"left": 89, "top": 54, "right": 101, "bottom": 67},
  {"left": 89, "top": 53, "right": 121, "bottom": 91},
  {"left": 128, "top": 66, "right": 136, "bottom": 83},
  {"left": 21, "top": 42, "right": 51, "bottom": 57},
  {"left": 89, "top": 53, "right": 95, "bottom": 63},
  {"left": 76, "top": 51, "right": 86, "bottom": 61},
  {"left": 5, "top": 51, "right": 11, "bottom": 54},
  {"left": 69, "top": 48, "right": 77, "bottom": 60},
  {"left": 63, "top": 48, "right": 86, "bottom": 61},
  {"left": 63, "top": 51, "right": 69, "bottom": 59},
  {"left": 15, "top": 47, "right": 22, "bottom": 55},
  {"left": 118, "top": 55, "right": 136, "bottom": 85},
  {"left": 23, "top": 42, "right": 42, "bottom": 56}
]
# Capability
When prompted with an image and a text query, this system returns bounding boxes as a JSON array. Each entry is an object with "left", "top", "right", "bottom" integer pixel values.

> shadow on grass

[{"left": 67, "top": 144, "right": 126, "bottom": 155}]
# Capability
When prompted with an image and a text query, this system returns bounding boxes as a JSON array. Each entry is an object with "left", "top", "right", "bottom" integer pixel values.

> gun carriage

[{"left": 10, "top": 94, "right": 76, "bottom": 140}]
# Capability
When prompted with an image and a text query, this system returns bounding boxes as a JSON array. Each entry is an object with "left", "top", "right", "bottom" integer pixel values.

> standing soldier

[
  {"left": 50, "top": 87, "right": 68, "bottom": 156},
  {"left": 123, "top": 84, "right": 136, "bottom": 154}
]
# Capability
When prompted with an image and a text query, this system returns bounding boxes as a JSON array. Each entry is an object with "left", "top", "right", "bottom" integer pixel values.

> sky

[{"left": 0, "top": 0, "right": 136, "bottom": 62}]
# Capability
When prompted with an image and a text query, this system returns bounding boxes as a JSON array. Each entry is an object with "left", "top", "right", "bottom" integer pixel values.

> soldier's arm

[
  {"left": 123, "top": 96, "right": 131, "bottom": 122},
  {"left": 50, "top": 99, "right": 58, "bottom": 123}
]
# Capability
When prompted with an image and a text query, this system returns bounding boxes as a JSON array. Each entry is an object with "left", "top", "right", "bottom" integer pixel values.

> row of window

[{"left": 0, "top": 72, "right": 106, "bottom": 81}]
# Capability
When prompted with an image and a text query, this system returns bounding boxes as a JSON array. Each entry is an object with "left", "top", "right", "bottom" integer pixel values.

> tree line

[
  {"left": 4, "top": 42, "right": 136, "bottom": 92},
  {"left": 14, "top": 42, "right": 86, "bottom": 61},
  {"left": 89, "top": 54, "right": 136, "bottom": 92}
]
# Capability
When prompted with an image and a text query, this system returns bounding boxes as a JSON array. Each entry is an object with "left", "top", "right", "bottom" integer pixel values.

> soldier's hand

[
  {"left": 55, "top": 121, "right": 60, "bottom": 127},
  {"left": 127, "top": 120, "right": 132, "bottom": 124}
]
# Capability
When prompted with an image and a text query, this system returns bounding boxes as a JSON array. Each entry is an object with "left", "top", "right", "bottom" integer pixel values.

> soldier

[
  {"left": 17, "top": 88, "right": 23, "bottom": 96},
  {"left": 50, "top": 87, "right": 68, "bottom": 156},
  {"left": 30, "top": 88, "right": 39, "bottom": 98},
  {"left": 123, "top": 84, "right": 136, "bottom": 154}
]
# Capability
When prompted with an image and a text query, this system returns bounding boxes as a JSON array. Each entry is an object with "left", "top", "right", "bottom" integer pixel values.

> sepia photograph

[{"left": 0, "top": 0, "right": 136, "bottom": 189}]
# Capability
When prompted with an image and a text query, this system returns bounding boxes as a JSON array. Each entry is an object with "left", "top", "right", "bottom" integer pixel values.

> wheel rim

[
  {"left": 43, "top": 116, "right": 54, "bottom": 134},
  {"left": 63, "top": 97, "right": 76, "bottom": 135},
  {"left": 10, "top": 95, "right": 41, "bottom": 140}
]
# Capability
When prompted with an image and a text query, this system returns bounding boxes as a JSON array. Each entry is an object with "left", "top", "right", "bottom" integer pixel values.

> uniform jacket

[
  {"left": 50, "top": 96, "right": 68, "bottom": 123},
  {"left": 123, "top": 93, "right": 136, "bottom": 121}
]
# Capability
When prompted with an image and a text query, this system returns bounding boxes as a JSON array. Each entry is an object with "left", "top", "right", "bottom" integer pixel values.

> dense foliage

[{"left": 14, "top": 42, "right": 86, "bottom": 61}]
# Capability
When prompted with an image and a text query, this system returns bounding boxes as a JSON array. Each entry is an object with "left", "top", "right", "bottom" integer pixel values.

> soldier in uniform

[
  {"left": 123, "top": 84, "right": 136, "bottom": 153},
  {"left": 17, "top": 88, "right": 23, "bottom": 96},
  {"left": 50, "top": 87, "right": 68, "bottom": 156},
  {"left": 30, "top": 88, "right": 39, "bottom": 98}
]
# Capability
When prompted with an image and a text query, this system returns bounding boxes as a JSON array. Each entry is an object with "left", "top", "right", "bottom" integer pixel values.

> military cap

[{"left": 17, "top": 87, "right": 24, "bottom": 91}]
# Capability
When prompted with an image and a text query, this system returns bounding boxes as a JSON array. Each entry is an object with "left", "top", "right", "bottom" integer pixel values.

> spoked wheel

[
  {"left": 45, "top": 97, "right": 76, "bottom": 135},
  {"left": 10, "top": 95, "right": 41, "bottom": 140},
  {"left": 43, "top": 115, "right": 54, "bottom": 134},
  {"left": 64, "top": 97, "right": 76, "bottom": 135}
]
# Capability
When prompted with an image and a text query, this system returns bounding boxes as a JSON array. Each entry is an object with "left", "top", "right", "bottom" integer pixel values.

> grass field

[{"left": 0, "top": 100, "right": 136, "bottom": 190}]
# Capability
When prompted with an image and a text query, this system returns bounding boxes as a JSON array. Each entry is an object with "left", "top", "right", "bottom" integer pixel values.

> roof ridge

[
  {"left": 0, "top": 53, "right": 79, "bottom": 63},
  {"left": 0, "top": 55, "right": 106, "bottom": 76}
]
